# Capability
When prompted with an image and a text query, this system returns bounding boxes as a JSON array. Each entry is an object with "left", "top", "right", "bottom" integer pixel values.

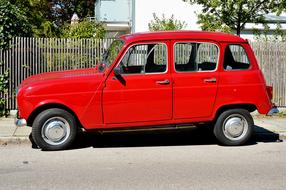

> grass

[{"left": 277, "top": 110, "right": 286, "bottom": 117}]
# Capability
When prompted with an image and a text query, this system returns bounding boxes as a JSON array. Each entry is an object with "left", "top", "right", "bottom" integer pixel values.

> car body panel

[
  {"left": 17, "top": 68, "right": 105, "bottom": 129},
  {"left": 103, "top": 73, "right": 173, "bottom": 125},
  {"left": 170, "top": 40, "right": 221, "bottom": 120},
  {"left": 212, "top": 43, "right": 272, "bottom": 116}
]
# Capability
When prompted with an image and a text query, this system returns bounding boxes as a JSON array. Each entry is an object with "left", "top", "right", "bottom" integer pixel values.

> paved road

[{"left": 0, "top": 131, "right": 286, "bottom": 190}]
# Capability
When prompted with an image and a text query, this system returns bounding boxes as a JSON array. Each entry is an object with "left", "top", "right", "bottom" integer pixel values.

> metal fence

[
  {"left": 250, "top": 42, "right": 286, "bottom": 107},
  {"left": 0, "top": 37, "right": 286, "bottom": 109},
  {"left": 0, "top": 37, "right": 115, "bottom": 110}
]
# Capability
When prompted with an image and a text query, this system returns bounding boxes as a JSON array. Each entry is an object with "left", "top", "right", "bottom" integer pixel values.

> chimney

[{"left": 71, "top": 13, "right": 79, "bottom": 25}]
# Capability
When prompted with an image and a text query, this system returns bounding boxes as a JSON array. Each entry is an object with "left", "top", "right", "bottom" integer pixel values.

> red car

[{"left": 16, "top": 31, "right": 278, "bottom": 150}]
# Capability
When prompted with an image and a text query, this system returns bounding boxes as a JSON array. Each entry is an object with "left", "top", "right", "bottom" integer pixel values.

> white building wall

[{"left": 134, "top": 0, "right": 201, "bottom": 32}]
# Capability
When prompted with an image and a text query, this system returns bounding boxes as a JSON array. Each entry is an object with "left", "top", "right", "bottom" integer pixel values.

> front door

[
  {"left": 103, "top": 41, "right": 172, "bottom": 125},
  {"left": 172, "top": 41, "right": 220, "bottom": 119}
]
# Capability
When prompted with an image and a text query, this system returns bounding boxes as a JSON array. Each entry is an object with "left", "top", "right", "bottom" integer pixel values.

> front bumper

[
  {"left": 15, "top": 111, "right": 27, "bottom": 127},
  {"left": 267, "top": 106, "right": 279, "bottom": 116},
  {"left": 15, "top": 118, "right": 27, "bottom": 127}
]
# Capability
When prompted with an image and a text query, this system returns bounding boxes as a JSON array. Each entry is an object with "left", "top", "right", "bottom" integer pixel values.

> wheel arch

[
  {"left": 27, "top": 103, "right": 83, "bottom": 128},
  {"left": 214, "top": 104, "right": 257, "bottom": 121}
]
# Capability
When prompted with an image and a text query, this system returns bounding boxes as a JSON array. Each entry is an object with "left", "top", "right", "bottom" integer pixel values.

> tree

[
  {"left": 0, "top": 69, "right": 9, "bottom": 117},
  {"left": 253, "top": 23, "right": 286, "bottom": 41},
  {"left": 46, "top": 0, "right": 96, "bottom": 28},
  {"left": 0, "top": 0, "right": 32, "bottom": 49},
  {"left": 184, "top": 0, "right": 286, "bottom": 36},
  {"left": 62, "top": 19, "right": 106, "bottom": 39},
  {"left": 148, "top": 13, "right": 186, "bottom": 31},
  {"left": 10, "top": 0, "right": 60, "bottom": 37},
  {"left": 0, "top": 0, "right": 31, "bottom": 116},
  {"left": 9, "top": 0, "right": 96, "bottom": 37}
]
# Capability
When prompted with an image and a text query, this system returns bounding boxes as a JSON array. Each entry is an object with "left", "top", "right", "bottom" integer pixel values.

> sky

[{"left": 135, "top": 0, "right": 202, "bottom": 32}]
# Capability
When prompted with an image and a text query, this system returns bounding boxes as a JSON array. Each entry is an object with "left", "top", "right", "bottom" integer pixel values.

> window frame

[
  {"left": 223, "top": 44, "right": 252, "bottom": 71},
  {"left": 114, "top": 41, "right": 169, "bottom": 76},
  {"left": 173, "top": 41, "right": 220, "bottom": 73}
]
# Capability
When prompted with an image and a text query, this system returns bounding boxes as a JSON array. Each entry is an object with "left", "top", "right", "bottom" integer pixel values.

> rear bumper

[{"left": 267, "top": 106, "right": 279, "bottom": 116}]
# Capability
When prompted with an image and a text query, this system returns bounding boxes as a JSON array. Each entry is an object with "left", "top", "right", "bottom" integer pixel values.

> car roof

[{"left": 120, "top": 31, "right": 248, "bottom": 44}]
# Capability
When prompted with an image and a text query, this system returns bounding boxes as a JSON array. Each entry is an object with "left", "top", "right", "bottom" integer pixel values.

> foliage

[
  {"left": 44, "top": 0, "right": 95, "bottom": 28},
  {"left": 62, "top": 19, "right": 106, "bottom": 39},
  {"left": 148, "top": 13, "right": 186, "bottom": 31},
  {"left": 253, "top": 23, "right": 286, "bottom": 42},
  {"left": 196, "top": 14, "right": 232, "bottom": 33},
  {"left": 9, "top": 0, "right": 58, "bottom": 37},
  {"left": 0, "top": 0, "right": 31, "bottom": 116},
  {"left": 277, "top": 110, "right": 286, "bottom": 117},
  {"left": 184, "top": 0, "right": 286, "bottom": 36},
  {"left": 106, "top": 40, "right": 125, "bottom": 66},
  {"left": 37, "top": 38, "right": 109, "bottom": 71},
  {"left": 8, "top": 0, "right": 96, "bottom": 37},
  {"left": 0, "top": 69, "right": 9, "bottom": 117},
  {"left": 0, "top": 0, "right": 32, "bottom": 49}
]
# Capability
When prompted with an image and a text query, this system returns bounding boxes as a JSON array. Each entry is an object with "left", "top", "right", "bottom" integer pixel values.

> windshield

[{"left": 100, "top": 40, "right": 125, "bottom": 72}]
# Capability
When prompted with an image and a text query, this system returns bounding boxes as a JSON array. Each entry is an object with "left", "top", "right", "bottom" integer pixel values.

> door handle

[
  {"left": 204, "top": 78, "right": 217, "bottom": 83},
  {"left": 156, "top": 79, "right": 170, "bottom": 85}
]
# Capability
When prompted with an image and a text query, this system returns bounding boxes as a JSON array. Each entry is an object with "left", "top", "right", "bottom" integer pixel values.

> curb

[
  {"left": 278, "top": 133, "right": 286, "bottom": 140},
  {"left": 0, "top": 137, "right": 30, "bottom": 146}
]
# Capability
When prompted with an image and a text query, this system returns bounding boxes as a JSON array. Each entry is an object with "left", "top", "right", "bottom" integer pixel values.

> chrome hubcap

[
  {"left": 41, "top": 117, "right": 70, "bottom": 145},
  {"left": 223, "top": 114, "right": 248, "bottom": 141}
]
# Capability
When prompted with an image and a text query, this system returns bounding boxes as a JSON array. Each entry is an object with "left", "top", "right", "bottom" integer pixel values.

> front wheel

[
  {"left": 214, "top": 109, "right": 253, "bottom": 146},
  {"left": 32, "top": 108, "right": 77, "bottom": 150}
]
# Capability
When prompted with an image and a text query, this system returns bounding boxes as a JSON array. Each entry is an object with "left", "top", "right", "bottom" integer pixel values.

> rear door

[{"left": 172, "top": 41, "right": 220, "bottom": 119}]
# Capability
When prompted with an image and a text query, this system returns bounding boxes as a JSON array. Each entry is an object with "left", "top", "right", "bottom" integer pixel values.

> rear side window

[
  {"left": 224, "top": 45, "right": 250, "bottom": 70},
  {"left": 174, "top": 42, "right": 219, "bottom": 72}
]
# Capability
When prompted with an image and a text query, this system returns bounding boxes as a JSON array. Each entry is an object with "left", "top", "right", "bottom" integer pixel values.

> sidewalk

[
  {"left": 0, "top": 117, "right": 31, "bottom": 144},
  {"left": 0, "top": 116, "right": 286, "bottom": 145}
]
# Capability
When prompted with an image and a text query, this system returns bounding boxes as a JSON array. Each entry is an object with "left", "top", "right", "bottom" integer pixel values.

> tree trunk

[
  {"left": 236, "top": 3, "right": 243, "bottom": 36},
  {"left": 236, "top": 27, "right": 241, "bottom": 36}
]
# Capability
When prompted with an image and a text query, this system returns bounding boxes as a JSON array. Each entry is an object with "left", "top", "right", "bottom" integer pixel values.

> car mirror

[{"left": 113, "top": 67, "right": 121, "bottom": 76}]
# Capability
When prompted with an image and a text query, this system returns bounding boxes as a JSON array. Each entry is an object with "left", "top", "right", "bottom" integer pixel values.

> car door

[
  {"left": 172, "top": 40, "right": 220, "bottom": 119},
  {"left": 103, "top": 41, "right": 172, "bottom": 125}
]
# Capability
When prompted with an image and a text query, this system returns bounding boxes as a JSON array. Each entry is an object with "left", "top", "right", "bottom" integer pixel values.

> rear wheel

[
  {"left": 214, "top": 109, "right": 253, "bottom": 146},
  {"left": 32, "top": 108, "right": 77, "bottom": 150}
]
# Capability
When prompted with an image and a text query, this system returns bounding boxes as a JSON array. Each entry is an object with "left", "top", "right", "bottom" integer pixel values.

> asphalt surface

[{"left": 0, "top": 130, "right": 286, "bottom": 190}]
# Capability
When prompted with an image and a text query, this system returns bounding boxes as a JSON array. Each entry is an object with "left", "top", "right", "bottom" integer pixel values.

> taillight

[{"left": 266, "top": 86, "right": 273, "bottom": 100}]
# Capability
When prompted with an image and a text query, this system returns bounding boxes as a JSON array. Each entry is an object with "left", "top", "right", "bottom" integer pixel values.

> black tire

[
  {"left": 214, "top": 109, "right": 253, "bottom": 146},
  {"left": 29, "top": 133, "right": 39, "bottom": 149},
  {"left": 32, "top": 108, "right": 77, "bottom": 151}
]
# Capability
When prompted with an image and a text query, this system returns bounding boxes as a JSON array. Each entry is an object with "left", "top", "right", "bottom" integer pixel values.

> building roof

[
  {"left": 120, "top": 31, "right": 247, "bottom": 43},
  {"left": 265, "top": 14, "right": 286, "bottom": 24}
]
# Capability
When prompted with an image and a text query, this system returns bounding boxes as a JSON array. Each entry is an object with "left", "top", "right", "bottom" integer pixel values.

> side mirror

[
  {"left": 113, "top": 66, "right": 126, "bottom": 86},
  {"left": 113, "top": 67, "right": 121, "bottom": 76}
]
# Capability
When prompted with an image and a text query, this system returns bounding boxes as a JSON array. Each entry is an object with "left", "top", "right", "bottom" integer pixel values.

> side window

[
  {"left": 224, "top": 45, "right": 250, "bottom": 70},
  {"left": 174, "top": 42, "right": 218, "bottom": 72},
  {"left": 117, "top": 43, "right": 167, "bottom": 74}
]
